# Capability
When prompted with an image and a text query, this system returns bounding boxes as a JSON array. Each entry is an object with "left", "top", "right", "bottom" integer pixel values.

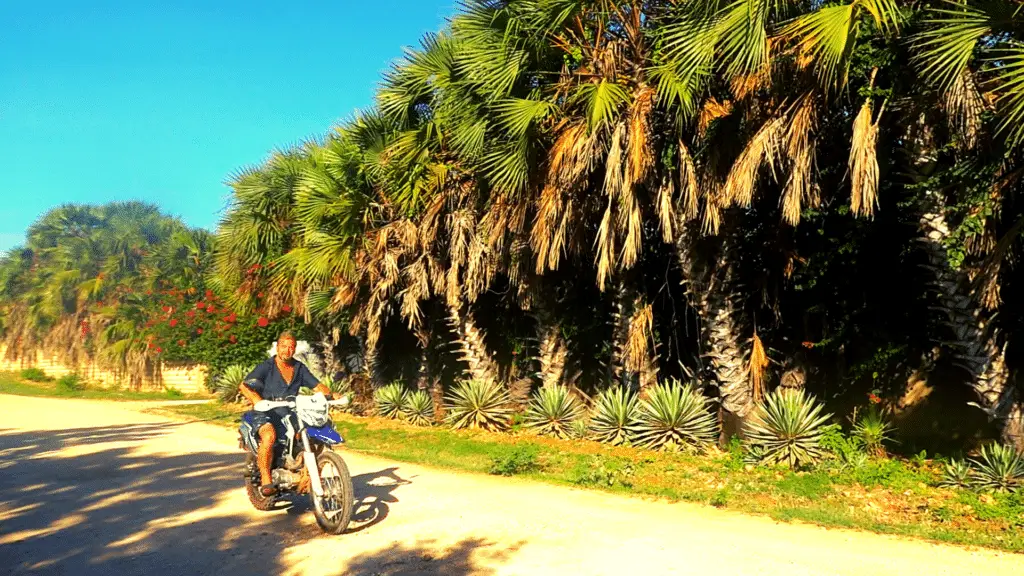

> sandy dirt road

[{"left": 0, "top": 394, "right": 1020, "bottom": 575}]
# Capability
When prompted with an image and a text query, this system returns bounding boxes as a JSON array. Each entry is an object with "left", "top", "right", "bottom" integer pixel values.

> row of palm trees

[
  {"left": 205, "top": 0, "right": 1024, "bottom": 448},
  {"left": 0, "top": 203, "right": 211, "bottom": 387},
  {"left": 3, "top": 1, "right": 1023, "bottom": 449}
]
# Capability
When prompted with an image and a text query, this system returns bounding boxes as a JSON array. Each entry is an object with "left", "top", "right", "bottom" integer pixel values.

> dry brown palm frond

[
  {"left": 596, "top": 200, "right": 617, "bottom": 292},
  {"left": 945, "top": 66, "right": 986, "bottom": 150},
  {"left": 724, "top": 117, "right": 786, "bottom": 208},
  {"left": 532, "top": 184, "right": 564, "bottom": 273},
  {"left": 603, "top": 123, "right": 626, "bottom": 201},
  {"left": 419, "top": 194, "right": 445, "bottom": 248},
  {"left": 698, "top": 98, "right": 733, "bottom": 137},
  {"left": 625, "top": 301, "right": 654, "bottom": 373},
  {"left": 701, "top": 179, "right": 725, "bottom": 235},
  {"left": 749, "top": 331, "right": 770, "bottom": 403},
  {"left": 781, "top": 95, "right": 818, "bottom": 225},
  {"left": 549, "top": 122, "right": 595, "bottom": 191},
  {"left": 657, "top": 175, "right": 676, "bottom": 243},
  {"left": 849, "top": 98, "right": 882, "bottom": 218},
  {"left": 618, "top": 195, "right": 643, "bottom": 270},
  {"left": 626, "top": 86, "right": 655, "bottom": 191},
  {"left": 678, "top": 139, "right": 700, "bottom": 222}
]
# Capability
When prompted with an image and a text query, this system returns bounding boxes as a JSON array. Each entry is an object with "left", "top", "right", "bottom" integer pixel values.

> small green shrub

[
  {"left": 852, "top": 405, "right": 895, "bottom": 457},
  {"left": 20, "top": 368, "right": 50, "bottom": 382},
  {"left": 940, "top": 459, "right": 973, "bottom": 489},
  {"left": 445, "top": 379, "right": 513, "bottom": 431},
  {"left": 164, "top": 387, "right": 184, "bottom": 399},
  {"left": 818, "top": 425, "right": 870, "bottom": 471},
  {"left": 635, "top": 379, "right": 718, "bottom": 452},
  {"left": 568, "top": 418, "right": 590, "bottom": 440},
  {"left": 214, "top": 364, "right": 249, "bottom": 403},
  {"left": 570, "top": 455, "right": 636, "bottom": 488},
  {"left": 970, "top": 443, "right": 1024, "bottom": 493},
  {"left": 588, "top": 387, "right": 641, "bottom": 445},
  {"left": 488, "top": 445, "right": 540, "bottom": 476},
  {"left": 56, "top": 373, "right": 83, "bottom": 392},
  {"left": 524, "top": 386, "right": 585, "bottom": 438},
  {"left": 375, "top": 382, "right": 409, "bottom": 419},
  {"left": 402, "top": 390, "right": 434, "bottom": 426},
  {"left": 745, "top": 388, "right": 832, "bottom": 468}
]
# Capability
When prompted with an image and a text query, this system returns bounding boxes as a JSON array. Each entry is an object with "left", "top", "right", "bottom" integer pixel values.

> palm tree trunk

[
  {"left": 674, "top": 224, "right": 753, "bottom": 438},
  {"left": 413, "top": 324, "right": 445, "bottom": 422},
  {"left": 909, "top": 118, "right": 1022, "bottom": 449},
  {"left": 608, "top": 280, "right": 659, "bottom": 394},
  {"left": 920, "top": 190, "right": 1020, "bottom": 448},
  {"left": 534, "top": 307, "right": 568, "bottom": 389},
  {"left": 447, "top": 303, "right": 498, "bottom": 383}
]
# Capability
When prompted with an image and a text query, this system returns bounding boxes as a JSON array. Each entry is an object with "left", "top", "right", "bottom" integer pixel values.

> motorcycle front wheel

[{"left": 311, "top": 450, "right": 354, "bottom": 534}]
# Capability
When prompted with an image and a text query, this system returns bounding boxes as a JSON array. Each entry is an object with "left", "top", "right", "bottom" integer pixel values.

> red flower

[
  {"left": 868, "top": 393, "right": 882, "bottom": 404},
  {"left": 257, "top": 317, "right": 269, "bottom": 327},
  {"left": 225, "top": 313, "right": 237, "bottom": 323},
  {"left": 162, "top": 305, "right": 172, "bottom": 313},
  {"left": 257, "top": 292, "right": 264, "bottom": 298},
  {"left": 177, "top": 339, "right": 186, "bottom": 346},
  {"left": 145, "top": 290, "right": 152, "bottom": 296},
  {"left": 169, "top": 319, "right": 178, "bottom": 327},
  {"left": 205, "top": 289, "right": 214, "bottom": 300},
  {"left": 196, "top": 302, "right": 206, "bottom": 309},
  {"left": 196, "top": 328, "right": 203, "bottom": 335},
  {"left": 155, "top": 347, "right": 162, "bottom": 353},
  {"left": 801, "top": 341, "right": 815, "bottom": 349},
  {"left": 185, "top": 310, "right": 195, "bottom": 318},
  {"left": 282, "top": 304, "right": 291, "bottom": 313},
  {"left": 229, "top": 334, "right": 237, "bottom": 343},
  {"left": 206, "top": 305, "right": 215, "bottom": 313}
]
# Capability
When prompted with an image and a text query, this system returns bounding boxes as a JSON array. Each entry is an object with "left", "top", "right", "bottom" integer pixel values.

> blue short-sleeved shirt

[{"left": 244, "top": 356, "right": 320, "bottom": 400}]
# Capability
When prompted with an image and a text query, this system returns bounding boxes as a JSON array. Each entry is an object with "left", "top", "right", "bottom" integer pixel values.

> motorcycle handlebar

[{"left": 252, "top": 394, "right": 350, "bottom": 412}]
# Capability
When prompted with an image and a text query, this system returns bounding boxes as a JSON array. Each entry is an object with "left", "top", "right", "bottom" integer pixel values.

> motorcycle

[{"left": 238, "top": 391, "right": 354, "bottom": 534}]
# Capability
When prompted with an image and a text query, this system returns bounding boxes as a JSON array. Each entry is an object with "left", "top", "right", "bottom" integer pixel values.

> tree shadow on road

[
  {"left": 347, "top": 466, "right": 411, "bottom": 533},
  {"left": 0, "top": 424, "right": 415, "bottom": 575},
  {"left": 343, "top": 537, "right": 523, "bottom": 576}
]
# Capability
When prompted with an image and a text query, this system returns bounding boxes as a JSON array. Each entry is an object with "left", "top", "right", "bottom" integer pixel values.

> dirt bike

[{"left": 238, "top": 392, "right": 354, "bottom": 534}]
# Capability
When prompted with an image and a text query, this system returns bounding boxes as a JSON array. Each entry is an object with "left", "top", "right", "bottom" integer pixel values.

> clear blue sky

[{"left": 0, "top": 0, "right": 458, "bottom": 253}]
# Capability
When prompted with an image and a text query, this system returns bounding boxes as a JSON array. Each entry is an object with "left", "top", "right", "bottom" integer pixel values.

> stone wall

[{"left": 0, "top": 346, "right": 209, "bottom": 394}]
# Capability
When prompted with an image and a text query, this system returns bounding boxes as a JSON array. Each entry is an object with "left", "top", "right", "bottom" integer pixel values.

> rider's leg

[{"left": 257, "top": 423, "right": 276, "bottom": 486}]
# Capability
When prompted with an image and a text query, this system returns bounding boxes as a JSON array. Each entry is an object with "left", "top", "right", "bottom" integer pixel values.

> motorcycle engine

[{"left": 271, "top": 469, "right": 302, "bottom": 488}]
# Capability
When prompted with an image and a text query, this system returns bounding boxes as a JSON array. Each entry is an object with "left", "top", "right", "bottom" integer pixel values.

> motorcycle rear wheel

[
  {"left": 310, "top": 450, "right": 354, "bottom": 534},
  {"left": 243, "top": 453, "right": 276, "bottom": 511}
]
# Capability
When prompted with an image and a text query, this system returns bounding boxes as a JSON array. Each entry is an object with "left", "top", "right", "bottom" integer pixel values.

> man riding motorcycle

[{"left": 238, "top": 331, "right": 333, "bottom": 496}]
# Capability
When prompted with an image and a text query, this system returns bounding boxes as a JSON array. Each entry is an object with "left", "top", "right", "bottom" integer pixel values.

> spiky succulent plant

[
  {"left": 635, "top": 379, "right": 718, "bottom": 452},
  {"left": 403, "top": 390, "right": 434, "bottom": 426},
  {"left": 745, "top": 388, "right": 832, "bottom": 468},
  {"left": 445, "top": 379, "right": 513, "bottom": 431},
  {"left": 524, "top": 386, "right": 586, "bottom": 438},
  {"left": 374, "top": 381, "right": 408, "bottom": 419}
]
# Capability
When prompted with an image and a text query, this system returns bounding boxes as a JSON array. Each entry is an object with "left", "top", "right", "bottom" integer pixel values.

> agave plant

[
  {"left": 939, "top": 459, "right": 974, "bottom": 489},
  {"left": 970, "top": 444, "right": 1024, "bottom": 493},
  {"left": 214, "top": 364, "right": 249, "bottom": 403},
  {"left": 374, "top": 381, "right": 408, "bottom": 420},
  {"left": 444, "top": 379, "right": 512, "bottom": 432},
  {"left": 524, "top": 386, "right": 586, "bottom": 438},
  {"left": 403, "top": 390, "right": 434, "bottom": 426},
  {"left": 589, "top": 387, "right": 642, "bottom": 446},
  {"left": 852, "top": 405, "right": 895, "bottom": 458},
  {"left": 745, "top": 389, "right": 832, "bottom": 468},
  {"left": 634, "top": 380, "right": 718, "bottom": 452}
]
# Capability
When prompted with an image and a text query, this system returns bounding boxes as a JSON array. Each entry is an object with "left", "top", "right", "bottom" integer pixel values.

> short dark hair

[{"left": 277, "top": 331, "right": 296, "bottom": 344}]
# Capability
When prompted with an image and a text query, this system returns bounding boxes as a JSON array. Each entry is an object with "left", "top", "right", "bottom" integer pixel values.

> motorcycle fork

[{"left": 300, "top": 430, "right": 324, "bottom": 497}]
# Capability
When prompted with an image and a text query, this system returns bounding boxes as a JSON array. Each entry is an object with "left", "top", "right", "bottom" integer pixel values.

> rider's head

[{"left": 277, "top": 331, "right": 297, "bottom": 362}]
